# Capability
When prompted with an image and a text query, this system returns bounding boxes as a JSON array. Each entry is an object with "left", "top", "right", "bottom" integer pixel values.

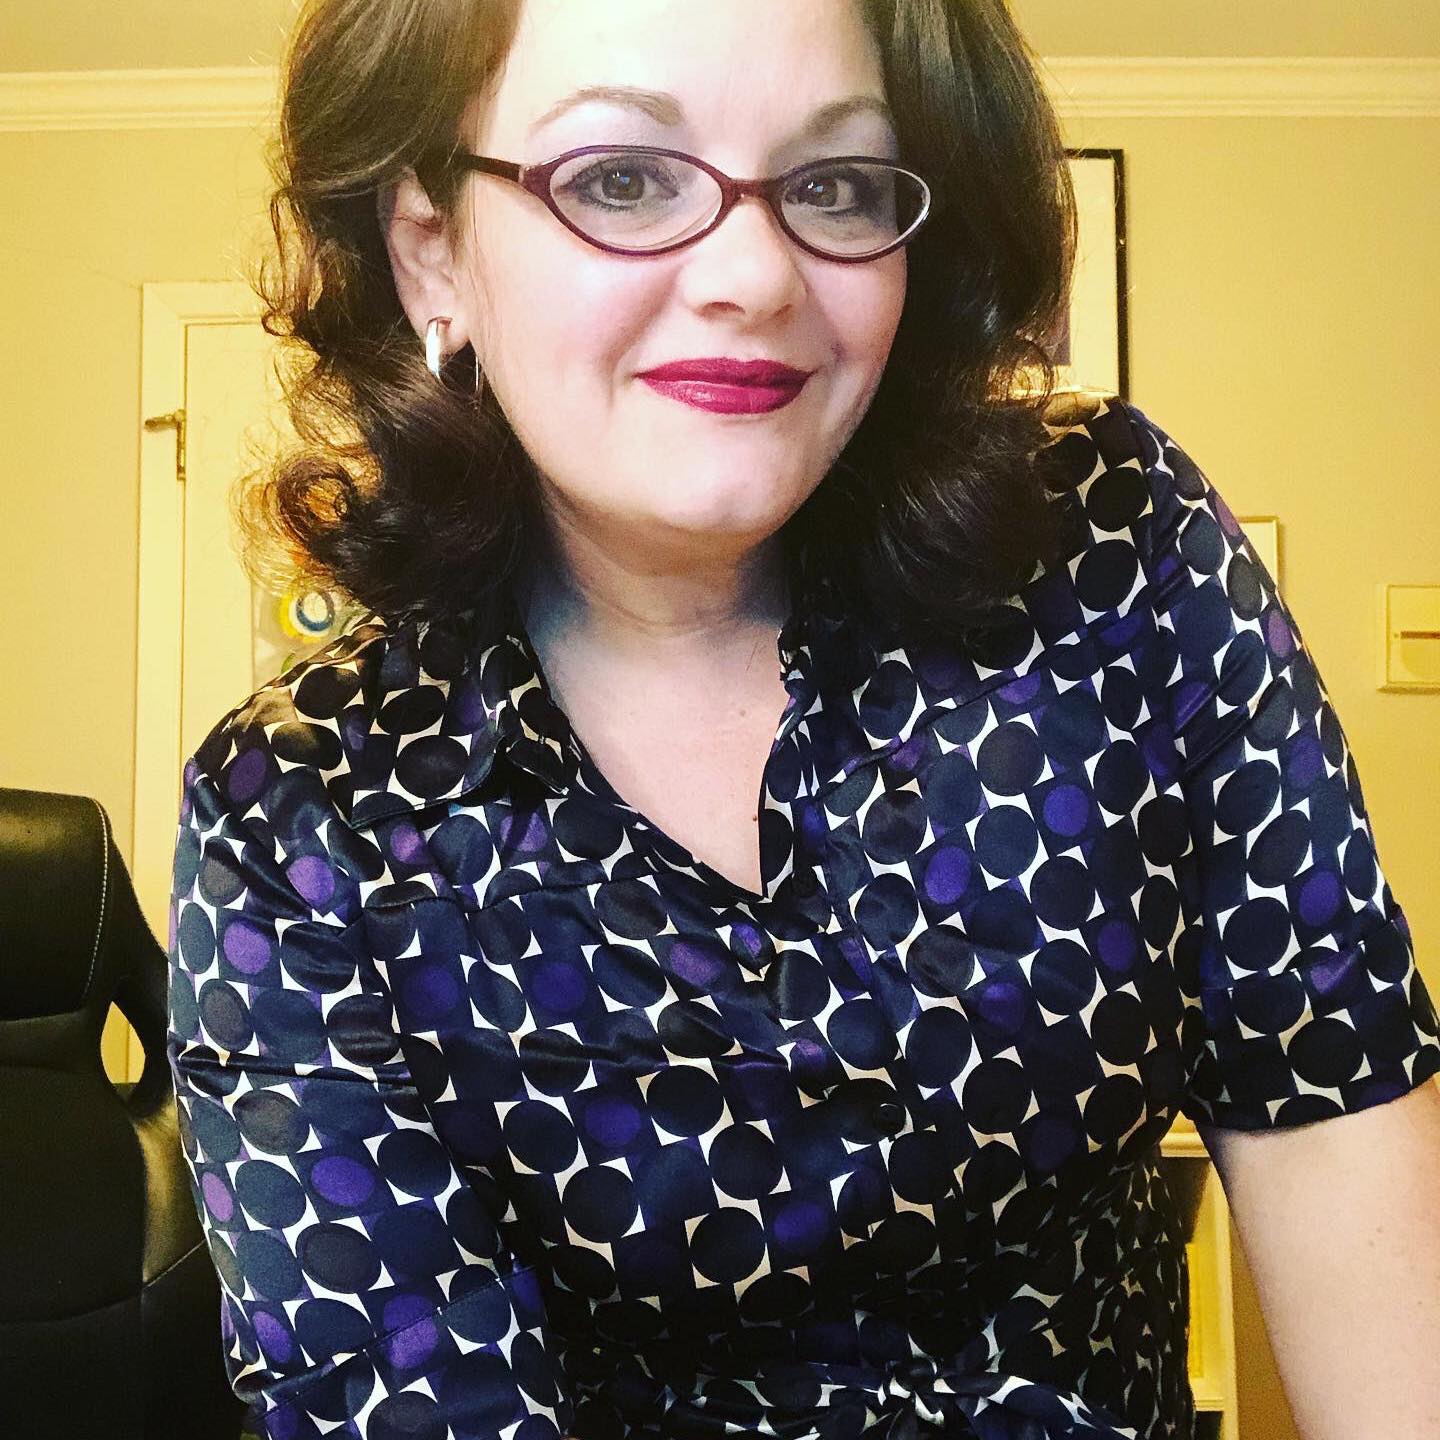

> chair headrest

[{"left": 0, "top": 787, "right": 119, "bottom": 1018}]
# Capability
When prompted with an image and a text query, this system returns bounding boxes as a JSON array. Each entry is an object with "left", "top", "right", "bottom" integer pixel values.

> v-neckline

[{"left": 534, "top": 628, "right": 804, "bottom": 904}]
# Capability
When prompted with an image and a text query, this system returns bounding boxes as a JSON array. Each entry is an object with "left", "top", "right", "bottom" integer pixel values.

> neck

[{"left": 516, "top": 509, "right": 792, "bottom": 672}]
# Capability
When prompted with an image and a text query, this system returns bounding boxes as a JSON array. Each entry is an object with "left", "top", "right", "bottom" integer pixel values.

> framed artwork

[{"left": 1016, "top": 149, "right": 1129, "bottom": 400}]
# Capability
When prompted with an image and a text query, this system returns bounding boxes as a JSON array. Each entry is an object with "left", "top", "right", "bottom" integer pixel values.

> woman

[{"left": 166, "top": 0, "right": 1440, "bottom": 1437}]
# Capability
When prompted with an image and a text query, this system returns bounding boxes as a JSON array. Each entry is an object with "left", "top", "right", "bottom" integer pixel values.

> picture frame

[{"left": 1015, "top": 149, "right": 1129, "bottom": 400}]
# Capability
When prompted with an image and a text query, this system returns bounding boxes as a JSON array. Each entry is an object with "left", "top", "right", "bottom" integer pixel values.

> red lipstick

[{"left": 637, "top": 357, "right": 813, "bottom": 415}]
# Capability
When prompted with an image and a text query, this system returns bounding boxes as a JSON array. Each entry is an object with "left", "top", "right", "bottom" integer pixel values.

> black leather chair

[{"left": 0, "top": 786, "right": 246, "bottom": 1439}]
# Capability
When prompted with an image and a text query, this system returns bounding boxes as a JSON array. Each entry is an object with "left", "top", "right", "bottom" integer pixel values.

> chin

[{"left": 639, "top": 483, "right": 796, "bottom": 542}]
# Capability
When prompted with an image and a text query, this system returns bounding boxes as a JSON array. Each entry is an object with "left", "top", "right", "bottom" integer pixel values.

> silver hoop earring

[
  {"left": 425, "top": 315, "right": 452, "bottom": 379},
  {"left": 425, "top": 314, "right": 485, "bottom": 400}
]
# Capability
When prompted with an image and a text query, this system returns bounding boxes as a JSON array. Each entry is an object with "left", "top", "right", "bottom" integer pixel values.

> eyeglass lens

[{"left": 547, "top": 151, "right": 928, "bottom": 257}]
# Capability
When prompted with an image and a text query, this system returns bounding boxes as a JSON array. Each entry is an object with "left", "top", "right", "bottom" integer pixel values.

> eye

[
  {"left": 786, "top": 166, "right": 872, "bottom": 212},
  {"left": 564, "top": 157, "right": 682, "bottom": 210}
]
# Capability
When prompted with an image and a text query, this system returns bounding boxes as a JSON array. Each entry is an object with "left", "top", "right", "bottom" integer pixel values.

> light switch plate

[{"left": 1380, "top": 584, "right": 1440, "bottom": 692}]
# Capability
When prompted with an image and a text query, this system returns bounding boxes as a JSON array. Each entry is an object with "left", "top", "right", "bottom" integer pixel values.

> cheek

[
  {"left": 843, "top": 256, "right": 906, "bottom": 363},
  {"left": 551, "top": 266, "right": 662, "bottom": 375},
  {"left": 476, "top": 223, "right": 659, "bottom": 382},
  {"left": 478, "top": 205, "right": 648, "bottom": 342}
]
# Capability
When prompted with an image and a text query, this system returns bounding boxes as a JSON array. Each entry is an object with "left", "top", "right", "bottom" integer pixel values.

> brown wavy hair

[{"left": 239, "top": 0, "right": 1078, "bottom": 654}]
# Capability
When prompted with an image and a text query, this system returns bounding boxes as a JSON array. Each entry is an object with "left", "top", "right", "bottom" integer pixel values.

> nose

[
  {"left": 711, "top": 187, "right": 800, "bottom": 252},
  {"left": 675, "top": 190, "right": 808, "bottom": 319}
]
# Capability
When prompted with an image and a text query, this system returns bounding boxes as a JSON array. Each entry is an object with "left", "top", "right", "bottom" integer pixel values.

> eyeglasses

[{"left": 433, "top": 144, "right": 934, "bottom": 262}]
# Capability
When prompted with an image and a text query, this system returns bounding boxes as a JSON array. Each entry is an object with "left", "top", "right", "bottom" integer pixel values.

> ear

[{"left": 377, "top": 167, "right": 475, "bottom": 357}]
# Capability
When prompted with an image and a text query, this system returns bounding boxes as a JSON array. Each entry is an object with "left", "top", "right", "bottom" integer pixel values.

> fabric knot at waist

[
  {"left": 868, "top": 1356, "right": 1142, "bottom": 1440},
  {"left": 581, "top": 1350, "right": 1145, "bottom": 1439}
]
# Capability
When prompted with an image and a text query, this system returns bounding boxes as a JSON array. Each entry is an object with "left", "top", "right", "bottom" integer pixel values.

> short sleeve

[
  {"left": 166, "top": 756, "right": 574, "bottom": 1440},
  {"left": 1122, "top": 402, "right": 1440, "bottom": 1131}
]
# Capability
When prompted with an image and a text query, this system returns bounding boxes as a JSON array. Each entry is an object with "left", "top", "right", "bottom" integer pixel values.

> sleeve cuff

[{"left": 1181, "top": 911, "right": 1440, "bottom": 1131}]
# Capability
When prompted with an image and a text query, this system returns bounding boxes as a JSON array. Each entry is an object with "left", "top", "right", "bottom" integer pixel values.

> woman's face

[{"left": 456, "top": 0, "right": 906, "bottom": 568}]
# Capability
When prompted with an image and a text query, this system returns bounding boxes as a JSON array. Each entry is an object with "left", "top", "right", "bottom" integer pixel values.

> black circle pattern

[{"left": 168, "top": 394, "right": 1440, "bottom": 1440}]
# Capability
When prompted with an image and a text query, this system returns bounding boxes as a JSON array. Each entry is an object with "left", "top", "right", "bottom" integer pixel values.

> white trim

[
  {"left": 0, "top": 66, "right": 279, "bottom": 131},
  {"left": 1040, "top": 56, "right": 1440, "bottom": 118},
  {"left": 1, "top": 58, "right": 1437, "bottom": 131}
]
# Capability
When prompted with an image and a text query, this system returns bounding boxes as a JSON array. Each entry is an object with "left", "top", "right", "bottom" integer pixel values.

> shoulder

[
  {"left": 1034, "top": 389, "right": 1230, "bottom": 574},
  {"left": 182, "top": 606, "right": 497, "bottom": 887},
  {"left": 174, "top": 611, "right": 401, "bottom": 921},
  {"left": 1037, "top": 387, "right": 1177, "bottom": 492},
  {"left": 189, "top": 606, "right": 401, "bottom": 798}
]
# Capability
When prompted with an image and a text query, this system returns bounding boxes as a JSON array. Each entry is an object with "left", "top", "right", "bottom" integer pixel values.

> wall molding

[
  {"left": 1, "top": 57, "right": 1437, "bottom": 132},
  {"left": 0, "top": 67, "right": 278, "bottom": 132},
  {"left": 1041, "top": 56, "right": 1440, "bottom": 118}
]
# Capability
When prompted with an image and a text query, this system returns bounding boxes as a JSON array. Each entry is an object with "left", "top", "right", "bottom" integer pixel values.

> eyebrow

[{"left": 526, "top": 86, "right": 897, "bottom": 139}]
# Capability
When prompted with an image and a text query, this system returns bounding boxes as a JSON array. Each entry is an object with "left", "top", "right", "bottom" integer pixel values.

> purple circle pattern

[{"left": 168, "top": 396, "right": 1440, "bottom": 1440}]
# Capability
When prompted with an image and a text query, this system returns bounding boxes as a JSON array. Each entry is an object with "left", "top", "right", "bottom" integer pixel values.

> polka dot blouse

[{"left": 167, "top": 394, "right": 1440, "bottom": 1440}]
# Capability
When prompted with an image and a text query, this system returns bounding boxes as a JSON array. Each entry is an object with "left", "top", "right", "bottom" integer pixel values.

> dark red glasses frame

[{"left": 426, "top": 143, "right": 934, "bottom": 262}]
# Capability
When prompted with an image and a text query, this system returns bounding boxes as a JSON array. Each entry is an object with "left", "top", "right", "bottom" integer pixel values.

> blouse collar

[{"left": 309, "top": 533, "right": 880, "bottom": 832}]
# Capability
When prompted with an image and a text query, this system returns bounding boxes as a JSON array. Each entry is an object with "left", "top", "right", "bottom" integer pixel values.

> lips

[
  {"left": 638, "top": 357, "right": 813, "bottom": 385},
  {"left": 637, "top": 357, "right": 813, "bottom": 415},
  {"left": 640, "top": 377, "right": 808, "bottom": 415}
]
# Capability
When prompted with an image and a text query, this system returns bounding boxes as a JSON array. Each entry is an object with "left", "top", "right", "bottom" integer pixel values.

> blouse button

[{"left": 870, "top": 1100, "right": 906, "bottom": 1136}]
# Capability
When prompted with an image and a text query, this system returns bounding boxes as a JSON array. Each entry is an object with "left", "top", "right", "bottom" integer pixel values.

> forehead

[{"left": 472, "top": 0, "right": 888, "bottom": 150}]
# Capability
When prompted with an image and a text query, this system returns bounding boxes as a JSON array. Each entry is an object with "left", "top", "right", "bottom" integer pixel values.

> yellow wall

[
  {"left": 0, "top": 123, "right": 271, "bottom": 854},
  {"left": 1, "top": 91, "right": 1435, "bottom": 1440}
]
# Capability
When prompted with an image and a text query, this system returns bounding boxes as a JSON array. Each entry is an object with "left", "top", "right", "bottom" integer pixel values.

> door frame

[{"left": 132, "top": 280, "right": 260, "bottom": 1080}]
